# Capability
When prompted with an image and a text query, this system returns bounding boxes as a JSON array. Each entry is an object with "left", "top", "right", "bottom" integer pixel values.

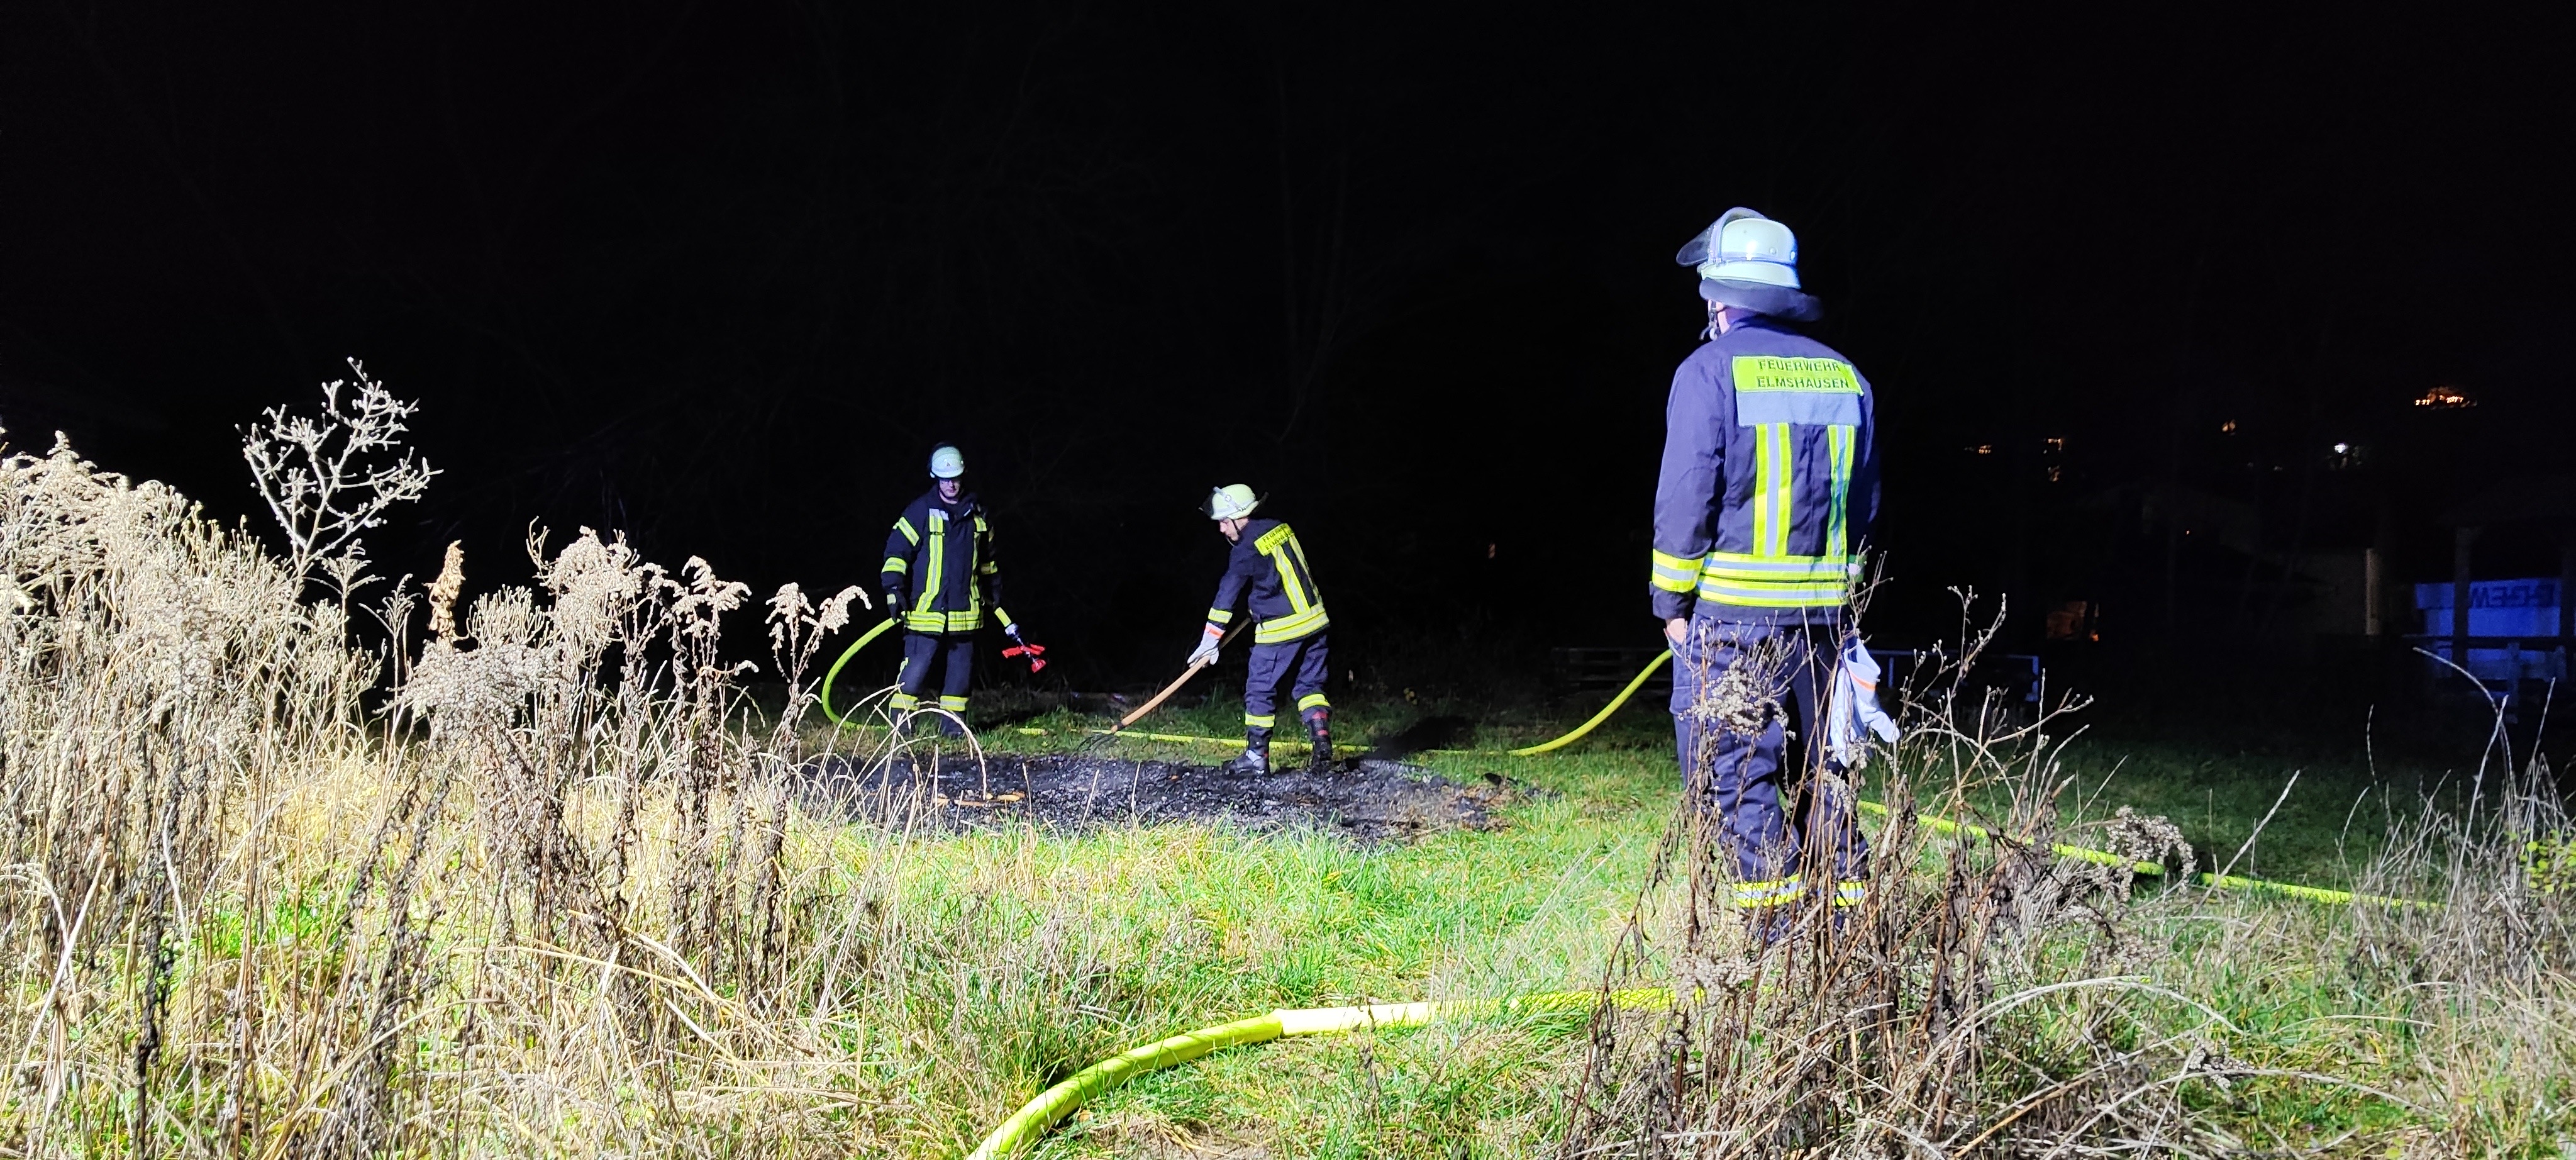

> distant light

[
  {"left": 2414, "top": 386, "right": 2475, "bottom": 409},
  {"left": 2333, "top": 442, "right": 2350, "bottom": 454},
  {"left": 1969, "top": 444, "right": 1994, "bottom": 455},
  {"left": 2219, "top": 419, "right": 2238, "bottom": 433},
  {"left": 2043, "top": 436, "right": 2067, "bottom": 452}
]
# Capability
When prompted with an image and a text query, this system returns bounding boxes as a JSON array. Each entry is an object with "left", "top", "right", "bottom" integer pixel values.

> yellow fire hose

[
  {"left": 819, "top": 618, "right": 899, "bottom": 728},
  {"left": 964, "top": 990, "right": 1672, "bottom": 1159}
]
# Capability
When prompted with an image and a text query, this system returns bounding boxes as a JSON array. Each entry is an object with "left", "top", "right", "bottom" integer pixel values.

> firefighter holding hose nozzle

[
  {"left": 1650, "top": 208, "right": 1885, "bottom": 939},
  {"left": 1192, "top": 484, "right": 1334, "bottom": 775},
  {"left": 880, "top": 443, "right": 1026, "bottom": 735}
]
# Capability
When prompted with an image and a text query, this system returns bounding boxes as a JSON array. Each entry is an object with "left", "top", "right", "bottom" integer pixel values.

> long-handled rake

[{"left": 1078, "top": 623, "right": 1246, "bottom": 754}]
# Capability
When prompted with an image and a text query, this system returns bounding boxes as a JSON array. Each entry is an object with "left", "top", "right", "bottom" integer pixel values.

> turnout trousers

[
  {"left": 1669, "top": 616, "right": 1867, "bottom": 913},
  {"left": 1243, "top": 630, "right": 1331, "bottom": 742},
  {"left": 892, "top": 631, "right": 974, "bottom": 723}
]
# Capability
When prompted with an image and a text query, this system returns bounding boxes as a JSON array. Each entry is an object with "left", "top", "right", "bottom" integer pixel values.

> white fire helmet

[
  {"left": 1202, "top": 484, "right": 1261, "bottom": 521},
  {"left": 1674, "top": 207, "right": 1822, "bottom": 321},
  {"left": 928, "top": 445, "right": 966, "bottom": 479}
]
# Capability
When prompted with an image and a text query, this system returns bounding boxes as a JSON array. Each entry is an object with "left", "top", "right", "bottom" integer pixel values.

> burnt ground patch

[{"left": 797, "top": 751, "right": 1521, "bottom": 843}]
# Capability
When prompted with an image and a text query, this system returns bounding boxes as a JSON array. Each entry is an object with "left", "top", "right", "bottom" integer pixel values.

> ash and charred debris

[{"left": 795, "top": 752, "right": 1524, "bottom": 843}]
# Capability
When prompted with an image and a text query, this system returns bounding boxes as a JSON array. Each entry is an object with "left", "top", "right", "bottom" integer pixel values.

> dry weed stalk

[
  {"left": 0, "top": 386, "right": 975, "bottom": 1156},
  {"left": 1563, "top": 594, "right": 2576, "bottom": 1156}
]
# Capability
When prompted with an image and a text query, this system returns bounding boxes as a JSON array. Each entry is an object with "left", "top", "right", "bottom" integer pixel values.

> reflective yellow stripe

[
  {"left": 1650, "top": 549, "right": 1703, "bottom": 594},
  {"left": 1297, "top": 693, "right": 1330, "bottom": 711},
  {"left": 1832, "top": 882, "right": 1867, "bottom": 908},
  {"left": 894, "top": 518, "right": 919, "bottom": 545},
  {"left": 1698, "top": 550, "right": 1848, "bottom": 608},
  {"left": 1731, "top": 875, "right": 1802, "bottom": 909},
  {"left": 889, "top": 693, "right": 919, "bottom": 711},
  {"left": 1749, "top": 428, "right": 1772, "bottom": 557},
  {"left": 1826, "top": 424, "right": 1853, "bottom": 557},
  {"left": 1245, "top": 713, "right": 1276, "bottom": 728},
  {"left": 1699, "top": 552, "right": 1848, "bottom": 581},
  {"left": 1253, "top": 605, "right": 1329, "bottom": 644},
  {"left": 938, "top": 694, "right": 969, "bottom": 712},
  {"left": 916, "top": 511, "right": 946, "bottom": 616},
  {"left": 1698, "top": 580, "right": 1847, "bottom": 608},
  {"left": 1767, "top": 423, "right": 1793, "bottom": 557},
  {"left": 882, "top": 556, "right": 910, "bottom": 574},
  {"left": 1208, "top": 608, "right": 1235, "bottom": 624}
]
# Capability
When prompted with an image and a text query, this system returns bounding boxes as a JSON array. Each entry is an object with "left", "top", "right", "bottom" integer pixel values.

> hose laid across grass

[
  {"left": 1492, "top": 652, "right": 2428, "bottom": 909},
  {"left": 1509, "top": 649, "right": 1672, "bottom": 756},
  {"left": 819, "top": 618, "right": 897, "bottom": 728},
  {"left": 1848, "top": 799, "right": 2430, "bottom": 909},
  {"left": 965, "top": 990, "right": 1672, "bottom": 1159}
]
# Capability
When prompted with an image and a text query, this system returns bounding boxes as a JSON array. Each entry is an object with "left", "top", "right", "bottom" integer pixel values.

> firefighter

[
  {"left": 1191, "top": 484, "right": 1333, "bottom": 774},
  {"left": 1650, "top": 208, "right": 1880, "bottom": 927},
  {"left": 881, "top": 444, "right": 1023, "bottom": 733}
]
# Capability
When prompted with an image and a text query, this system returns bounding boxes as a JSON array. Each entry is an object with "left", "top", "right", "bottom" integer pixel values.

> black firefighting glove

[{"left": 884, "top": 591, "right": 907, "bottom": 628}]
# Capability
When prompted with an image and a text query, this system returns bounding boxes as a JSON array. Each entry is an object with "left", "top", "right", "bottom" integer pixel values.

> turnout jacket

[
  {"left": 882, "top": 489, "right": 1010, "bottom": 634},
  {"left": 1208, "top": 518, "right": 1329, "bottom": 645},
  {"left": 1650, "top": 315, "right": 1879, "bottom": 625}
]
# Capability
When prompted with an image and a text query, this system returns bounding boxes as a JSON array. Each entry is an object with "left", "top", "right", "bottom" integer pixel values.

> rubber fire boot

[
  {"left": 1302, "top": 707, "right": 1333, "bottom": 772},
  {"left": 1221, "top": 726, "right": 1272, "bottom": 775}
]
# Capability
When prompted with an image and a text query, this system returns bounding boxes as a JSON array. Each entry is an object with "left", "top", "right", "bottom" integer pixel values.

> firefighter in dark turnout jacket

[
  {"left": 1191, "top": 484, "right": 1332, "bottom": 774},
  {"left": 1651, "top": 208, "right": 1880, "bottom": 927},
  {"left": 881, "top": 444, "right": 1023, "bottom": 732}
]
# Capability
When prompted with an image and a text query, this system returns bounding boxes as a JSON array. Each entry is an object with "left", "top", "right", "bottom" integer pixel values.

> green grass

[
  {"left": 792, "top": 685, "right": 2534, "bottom": 1154},
  {"left": 829, "top": 703, "right": 1674, "bottom": 1156}
]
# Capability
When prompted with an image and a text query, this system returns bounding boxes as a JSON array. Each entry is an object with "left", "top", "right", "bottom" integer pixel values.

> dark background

[{"left": 5, "top": 3, "right": 2571, "bottom": 730}]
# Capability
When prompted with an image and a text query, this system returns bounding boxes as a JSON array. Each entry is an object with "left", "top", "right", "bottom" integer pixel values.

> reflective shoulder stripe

[
  {"left": 1650, "top": 549, "right": 1703, "bottom": 594},
  {"left": 1253, "top": 522, "right": 1296, "bottom": 554},
  {"left": 894, "top": 517, "right": 920, "bottom": 545}
]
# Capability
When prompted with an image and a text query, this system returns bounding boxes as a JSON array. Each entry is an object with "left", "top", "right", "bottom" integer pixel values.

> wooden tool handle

[{"left": 1113, "top": 623, "right": 1248, "bottom": 730}]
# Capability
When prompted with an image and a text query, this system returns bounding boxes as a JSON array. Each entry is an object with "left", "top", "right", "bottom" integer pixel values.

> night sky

[{"left": 6, "top": 3, "right": 2572, "bottom": 696}]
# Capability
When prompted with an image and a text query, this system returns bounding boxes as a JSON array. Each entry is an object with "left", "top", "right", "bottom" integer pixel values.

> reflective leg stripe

[
  {"left": 1296, "top": 693, "right": 1330, "bottom": 711},
  {"left": 1731, "top": 876, "right": 1803, "bottom": 909},
  {"left": 889, "top": 693, "right": 919, "bottom": 711},
  {"left": 1826, "top": 424, "right": 1855, "bottom": 557},
  {"left": 1253, "top": 605, "right": 1329, "bottom": 644},
  {"left": 1245, "top": 713, "right": 1276, "bottom": 728},
  {"left": 1832, "top": 881, "right": 1868, "bottom": 908},
  {"left": 938, "top": 694, "right": 969, "bottom": 713},
  {"left": 1650, "top": 549, "right": 1704, "bottom": 594},
  {"left": 882, "top": 556, "right": 910, "bottom": 574}
]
